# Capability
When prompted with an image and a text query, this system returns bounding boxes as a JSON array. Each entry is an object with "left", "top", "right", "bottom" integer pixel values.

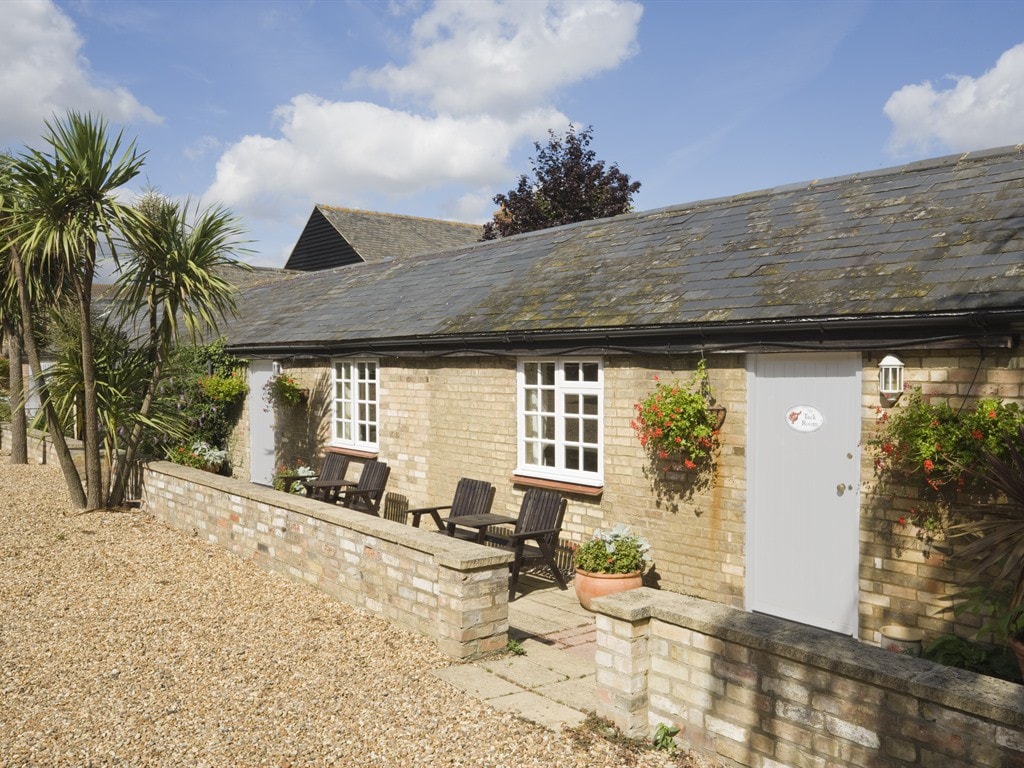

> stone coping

[
  {"left": 146, "top": 461, "right": 513, "bottom": 571},
  {"left": 593, "top": 588, "right": 1024, "bottom": 729}
]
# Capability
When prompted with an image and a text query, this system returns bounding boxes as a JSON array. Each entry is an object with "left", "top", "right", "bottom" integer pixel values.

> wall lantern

[{"left": 878, "top": 355, "right": 905, "bottom": 403}]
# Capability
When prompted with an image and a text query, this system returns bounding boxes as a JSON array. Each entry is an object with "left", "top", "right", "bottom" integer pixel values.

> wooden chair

[
  {"left": 300, "top": 452, "right": 351, "bottom": 503},
  {"left": 499, "top": 488, "right": 568, "bottom": 601},
  {"left": 405, "top": 478, "right": 496, "bottom": 533},
  {"left": 338, "top": 460, "right": 391, "bottom": 516}
]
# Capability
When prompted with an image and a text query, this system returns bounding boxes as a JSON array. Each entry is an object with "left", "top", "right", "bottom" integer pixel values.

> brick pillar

[{"left": 595, "top": 604, "right": 651, "bottom": 736}]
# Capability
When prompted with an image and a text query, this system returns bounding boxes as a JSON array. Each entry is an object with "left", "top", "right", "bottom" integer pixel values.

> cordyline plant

[
  {"left": 631, "top": 359, "right": 719, "bottom": 472},
  {"left": 948, "top": 425, "right": 1024, "bottom": 642}
]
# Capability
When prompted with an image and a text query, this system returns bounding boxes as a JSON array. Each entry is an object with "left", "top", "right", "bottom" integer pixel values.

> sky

[{"left": 2, "top": 0, "right": 1024, "bottom": 272}]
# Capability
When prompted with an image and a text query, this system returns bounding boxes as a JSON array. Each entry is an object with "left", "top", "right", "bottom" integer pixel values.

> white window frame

[
  {"left": 331, "top": 358, "right": 379, "bottom": 452},
  {"left": 516, "top": 358, "right": 603, "bottom": 486}
]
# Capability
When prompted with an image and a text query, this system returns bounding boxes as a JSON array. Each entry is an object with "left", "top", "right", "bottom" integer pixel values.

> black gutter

[{"left": 224, "top": 309, "right": 1023, "bottom": 359}]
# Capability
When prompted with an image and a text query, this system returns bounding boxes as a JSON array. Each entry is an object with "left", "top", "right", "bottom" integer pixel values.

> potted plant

[
  {"left": 949, "top": 425, "right": 1024, "bottom": 677},
  {"left": 631, "top": 359, "right": 721, "bottom": 473},
  {"left": 263, "top": 372, "right": 306, "bottom": 408},
  {"left": 572, "top": 524, "right": 652, "bottom": 610}
]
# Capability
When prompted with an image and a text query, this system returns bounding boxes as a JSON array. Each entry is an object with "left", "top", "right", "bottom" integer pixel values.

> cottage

[{"left": 222, "top": 146, "right": 1024, "bottom": 646}]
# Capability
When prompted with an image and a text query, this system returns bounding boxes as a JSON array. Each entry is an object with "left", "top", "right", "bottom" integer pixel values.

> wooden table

[
  {"left": 302, "top": 478, "right": 357, "bottom": 503},
  {"left": 440, "top": 513, "right": 517, "bottom": 543}
]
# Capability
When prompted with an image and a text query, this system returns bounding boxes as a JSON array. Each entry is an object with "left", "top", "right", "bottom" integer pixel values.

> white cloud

[
  {"left": 207, "top": 95, "right": 564, "bottom": 219},
  {"left": 353, "top": 0, "right": 643, "bottom": 118},
  {"left": 0, "top": 0, "right": 160, "bottom": 147},
  {"left": 884, "top": 42, "right": 1024, "bottom": 156},
  {"left": 205, "top": 0, "right": 642, "bottom": 225}
]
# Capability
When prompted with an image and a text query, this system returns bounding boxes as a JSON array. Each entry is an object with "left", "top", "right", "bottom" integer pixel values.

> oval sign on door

[{"left": 786, "top": 405, "right": 824, "bottom": 432}]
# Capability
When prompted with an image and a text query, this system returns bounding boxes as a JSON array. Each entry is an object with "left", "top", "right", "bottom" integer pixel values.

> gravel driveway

[{"left": 1, "top": 460, "right": 701, "bottom": 767}]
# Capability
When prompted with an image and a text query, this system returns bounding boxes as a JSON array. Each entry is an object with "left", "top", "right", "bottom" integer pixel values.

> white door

[
  {"left": 746, "top": 353, "right": 862, "bottom": 635},
  {"left": 248, "top": 360, "right": 276, "bottom": 485}
]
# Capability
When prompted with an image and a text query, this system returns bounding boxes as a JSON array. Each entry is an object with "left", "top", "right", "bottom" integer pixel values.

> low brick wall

[
  {"left": 141, "top": 461, "right": 513, "bottom": 659},
  {"left": 593, "top": 589, "right": 1024, "bottom": 767}
]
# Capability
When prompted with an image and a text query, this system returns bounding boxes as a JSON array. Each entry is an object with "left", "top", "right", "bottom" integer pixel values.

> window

[
  {"left": 517, "top": 359, "right": 603, "bottom": 485},
  {"left": 332, "top": 359, "right": 378, "bottom": 451}
]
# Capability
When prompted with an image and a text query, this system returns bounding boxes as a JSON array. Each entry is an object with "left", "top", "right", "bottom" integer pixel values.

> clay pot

[{"left": 573, "top": 568, "right": 643, "bottom": 611}]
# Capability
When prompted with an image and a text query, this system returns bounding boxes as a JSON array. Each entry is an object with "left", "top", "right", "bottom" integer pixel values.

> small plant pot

[
  {"left": 573, "top": 568, "right": 643, "bottom": 611},
  {"left": 880, "top": 625, "right": 924, "bottom": 656}
]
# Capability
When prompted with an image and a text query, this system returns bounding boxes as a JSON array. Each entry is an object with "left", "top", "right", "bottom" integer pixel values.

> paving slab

[
  {"left": 536, "top": 675, "right": 597, "bottom": 712},
  {"left": 486, "top": 690, "right": 589, "bottom": 730},
  {"left": 430, "top": 665, "right": 523, "bottom": 699},
  {"left": 479, "top": 655, "right": 569, "bottom": 688}
]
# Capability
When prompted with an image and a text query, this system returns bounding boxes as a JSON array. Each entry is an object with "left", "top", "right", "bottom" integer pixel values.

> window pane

[
  {"left": 542, "top": 444, "right": 556, "bottom": 466},
  {"left": 540, "top": 362, "right": 555, "bottom": 386},
  {"left": 565, "top": 394, "right": 579, "bottom": 415},
  {"left": 524, "top": 362, "right": 539, "bottom": 384},
  {"left": 542, "top": 415, "right": 555, "bottom": 440},
  {"left": 524, "top": 414, "right": 538, "bottom": 438},
  {"left": 526, "top": 441, "right": 540, "bottom": 464},
  {"left": 542, "top": 390, "right": 554, "bottom": 412},
  {"left": 565, "top": 447, "right": 579, "bottom": 470},
  {"left": 566, "top": 419, "right": 579, "bottom": 441},
  {"left": 581, "top": 362, "right": 599, "bottom": 381},
  {"left": 583, "top": 394, "right": 598, "bottom": 415},
  {"left": 583, "top": 447, "right": 598, "bottom": 472},
  {"left": 564, "top": 362, "right": 580, "bottom": 381},
  {"left": 583, "top": 418, "right": 598, "bottom": 443},
  {"left": 525, "top": 389, "right": 538, "bottom": 411}
]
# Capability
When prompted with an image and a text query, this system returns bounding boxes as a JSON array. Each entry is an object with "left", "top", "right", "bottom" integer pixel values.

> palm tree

[
  {"left": 106, "top": 191, "right": 248, "bottom": 507},
  {"left": 0, "top": 154, "right": 28, "bottom": 464},
  {"left": 10, "top": 112, "right": 145, "bottom": 508}
]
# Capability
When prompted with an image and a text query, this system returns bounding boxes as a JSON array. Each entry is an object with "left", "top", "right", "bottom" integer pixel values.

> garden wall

[
  {"left": 594, "top": 588, "right": 1024, "bottom": 768},
  {"left": 140, "top": 461, "right": 512, "bottom": 659}
]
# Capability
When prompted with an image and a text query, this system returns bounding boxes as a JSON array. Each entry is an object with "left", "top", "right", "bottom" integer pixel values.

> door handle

[{"left": 836, "top": 483, "right": 846, "bottom": 496}]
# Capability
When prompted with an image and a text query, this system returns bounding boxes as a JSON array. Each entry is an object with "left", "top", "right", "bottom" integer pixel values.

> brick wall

[
  {"left": 141, "top": 460, "right": 512, "bottom": 659},
  {"left": 858, "top": 349, "right": 1024, "bottom": 646},
  {"left": 593, "top": 588, "right": 1024, "bottom": 767}
]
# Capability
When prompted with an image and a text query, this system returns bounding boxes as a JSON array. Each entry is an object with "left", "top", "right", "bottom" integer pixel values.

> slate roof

[
  {"left": 283, "top": 206, "right": 482, "bottom": 270},
  {"left": 226, "top": 147, "right": 1024, "bottom": 356}
]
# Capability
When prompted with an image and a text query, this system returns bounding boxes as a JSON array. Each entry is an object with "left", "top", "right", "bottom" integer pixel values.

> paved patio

[{"left": 430, "top": 573, "right": 600, "bottom": 730}]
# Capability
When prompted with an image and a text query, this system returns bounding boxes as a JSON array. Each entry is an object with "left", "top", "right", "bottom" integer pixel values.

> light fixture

[{"left": 878, "top": 355, "right": 905, "bottom": 403}]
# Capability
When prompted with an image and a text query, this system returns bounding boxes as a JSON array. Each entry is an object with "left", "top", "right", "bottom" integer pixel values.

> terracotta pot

[{"left": 573, "top": 568, "right": 643, "bottom": 611}]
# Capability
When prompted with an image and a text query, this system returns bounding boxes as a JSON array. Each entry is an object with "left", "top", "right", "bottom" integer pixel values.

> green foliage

[
  {"left": 198, "top": 371, "right": 247, "bottom": 403},
  {"left": 922, "top": 633, "right": 1020, "bottom": 682},
  {"left": 869, "top": 389, "right": 1024, "bottom": 548},
  {"left": 573, "top": 524, "right": 651, "bottom": 574},
  {"left": 631, "top": 359, "right": 719, "bottom": 471},
  {"left": 152, "top": 340, "right": 248, "bottom": 458},
  {"left": 651, "top": 723, "right": 679, "bottom": 753},
  {"left": 505, "top": 638, "right": 526, "bottom": 656},
  {"left": 482, "top": 125, "right": 640, "bottom": 240},
  {"left": 168, "top": 440, "right": 228, "bottom": 471}
]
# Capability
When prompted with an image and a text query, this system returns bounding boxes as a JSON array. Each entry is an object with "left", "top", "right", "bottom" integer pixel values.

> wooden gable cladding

[{"left": 284, "top": 208, "right": 363, "bottom": 271}]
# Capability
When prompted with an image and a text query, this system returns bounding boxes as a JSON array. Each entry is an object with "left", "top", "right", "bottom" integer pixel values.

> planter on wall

[
  {"left": 574, "top": 568, "right": 643, "bottom": 611},
  {"left": 880, "top": 625, "right": 924, "bottom": 656}
]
